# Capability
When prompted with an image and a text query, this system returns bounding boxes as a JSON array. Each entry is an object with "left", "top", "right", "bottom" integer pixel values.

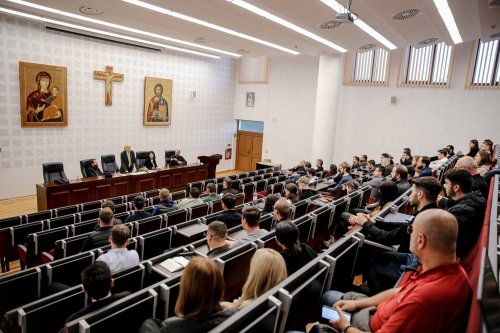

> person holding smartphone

[{"left": 317, "top": 209, "right": 471, "bottom": 333}]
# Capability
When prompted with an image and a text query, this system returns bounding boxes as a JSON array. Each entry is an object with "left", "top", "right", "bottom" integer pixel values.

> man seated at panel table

[
  {"left": 65, "top": 261, "right": 130, "bottom": 323},
  {"left": 120, "top": 144, "right": 139, "bottom": 173},
  {"left": 319, "top": 209, "right": 472, "bottom": 333},
  {"left": 166, "top": 149, "right": 187, "bottom": 166},
  {"left": 85, "top": 159, "right": 103, "bottom": 177}
]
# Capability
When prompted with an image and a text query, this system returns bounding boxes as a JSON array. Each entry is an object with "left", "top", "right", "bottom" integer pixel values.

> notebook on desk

[{"left": 160, "top": 256, "right": 190, "bottom": 272}]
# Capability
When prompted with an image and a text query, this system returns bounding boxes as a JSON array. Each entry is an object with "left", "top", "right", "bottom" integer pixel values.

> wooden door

[{"left": 236, "top": 130, "right": 263, "bottom": 171}]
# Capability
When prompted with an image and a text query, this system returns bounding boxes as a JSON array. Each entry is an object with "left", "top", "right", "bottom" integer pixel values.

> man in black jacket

[
  {"left": 441, "top": 168, "right": 486, "bottom": 260},
  {"left": 85, "top": 159, "right": 103, "bottom": 177},
  {"left": 455, "top": 156, "right": 489, "bottom": 200},
  {"left": 166, "top": 149, "right": 187, "bottom": 166},
  {"left": 125, "top": 196, "right": 152, "bottom": 223},
  {"left": 81, "top": 207, "right": 114, "bottom": 252},
  {"left": 216, "top": 193, "right": 242, "bottom": 229},
  {"left": 65, "top": 261, "right": 130, "bottom": 323},
  {"left": 391, "top": 164, "right": 411, "bottom": 196},
  {"left": 352, "top": 176, "right": 442, "bottom": 294}
]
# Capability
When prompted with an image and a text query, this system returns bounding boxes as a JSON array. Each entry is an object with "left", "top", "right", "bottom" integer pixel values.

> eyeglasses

[{"left": 407, "top": 224, "right": 413, "bottom": 235}]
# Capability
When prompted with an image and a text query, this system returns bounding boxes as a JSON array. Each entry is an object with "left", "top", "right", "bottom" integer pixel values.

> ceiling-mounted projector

[{"left": 336, "top": 12, "right": 355, "bottom": 23}]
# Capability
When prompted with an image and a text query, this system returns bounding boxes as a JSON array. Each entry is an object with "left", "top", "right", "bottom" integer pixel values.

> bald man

[
  {"left": 324, "top": 209, "right": 472, "bottom": 333},
  {"left": 455, "top": 156, "right": 489, "bottom": 199}
]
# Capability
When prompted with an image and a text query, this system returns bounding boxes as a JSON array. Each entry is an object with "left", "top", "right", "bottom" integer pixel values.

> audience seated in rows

[
  {"left": 276, "top": 221, "right": 317, "bottom": 276},
  {"left": 467, "top": 139, "right": 480, "bottom": 158},
  {"left": 94, "top": 200, "right": 123, "bottom": 230},
  {"left": 429, "top": 148, "right": 449, "bottom": 170},
  {"left": 66, "top": 261, "right": 130, "bottom": 323},
  {"left": 316, "top": 159, "right": 324, "bottom": 172},
  {"left": 359, "top": 155, "right": 368, "bottom": 168},
  {"left": 320, "top": 209, "right": 472, "bottom": 333},
  {"left": 227, "top": 206, "right": 269, "bottom": 248},
  {"left": 406, "top": 165, "right": 415, "bottom": 180},
  {"left": 140, "top": 257, "right": 236, "bottom": 333},
  {"left": 475, "top": 150, "right": 491, "bottom": 176},
  {"left": 216, "top": 194, "right": 242, "bottom": 229},
  {"left": 96, "top": 225, "right": 140, "bottom": 274},
  {"left": 273, "top": 198, "right": 292, "bottom": 226},
  {"left": 125, "top": 196, "right": 152, "bottom": 222},
  {"left": 480, "top": 139, "right": 493, "bottom": 156},
  {"left": 203, "top": 183, "right": 221, "bottom": 203},
  {"left": 323, "top": 163, "right": 338, "bottom": 179},
  {"left": 455, "top": 156, "right": 489, "bottom": 199},
  {"left": 328, "top": 181, "right": 399, "bottom": 244},
  {"left": 221, "top": 178, "right": 238, "bottom": 195},
  {"left": 355, "top": 177, "right": 441, "bottom": 294},
  {"left": 222, "top": 248, "right": 287, "bottom": 309},
  {"left": 391, "top": 164, "right": 411, "bottom": 196},
  {"left": 417, "top": 156, "right": 431, "bottom": 177},
  {"left": 291, "top": 160, "right": 306, "bottom": 175},
  {"left": 440, "top": 168, "right": 486, "bottom": 260},
  {"left": 82, "top": 207, "right": 115, "bottom": 252},
  {"left": 380, "top": 154, "right": 393, "bottom": 177},
  {"left": 298, "top": 176, "right": 315, "bottom": 200},
  {"left": 152, "top": 188, "right": 177, "bottom": 216},
  {"left": 307, "top": 168, "right": 317, "bottom": 183},
  {"left": 177, "top": 188, "right": 204, "bottom": 209},
  {"left": 285, "top": 183, "right": 299, "bottom": 204},
  {"left": 399, "top": 148, "right": 412, "bottom": 166},
  {"left": 446, "top": 145, "right": 455, "bottom": 158},
  {"left": 206, "top": 221, "right": 230, "bottom": 258},
  {"left": 351, "top": 156, "right": 360, "bottom": 170},
  {"left": 261, "top": 193, "right": 279, "bottom": 215},
  {"left": 327, "top": 162, "right": 352, "bottom": 193},
  {"left": 363, "top": 166, "right": 385, "bottom": 200}
]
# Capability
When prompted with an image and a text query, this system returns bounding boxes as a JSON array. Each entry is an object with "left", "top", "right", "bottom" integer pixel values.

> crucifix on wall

[{"left": 93, "top": 65, "right": 124, "bottom": 106}]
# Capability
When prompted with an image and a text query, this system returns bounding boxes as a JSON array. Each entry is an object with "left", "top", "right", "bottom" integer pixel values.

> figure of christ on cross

[{"left": 93, "top": 66, "right": 124, "bottom": 106}]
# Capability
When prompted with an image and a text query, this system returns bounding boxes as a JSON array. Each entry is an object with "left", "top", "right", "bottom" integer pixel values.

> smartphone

[{"left": 321, "top": 305, "right": 352, "bottom": 322}]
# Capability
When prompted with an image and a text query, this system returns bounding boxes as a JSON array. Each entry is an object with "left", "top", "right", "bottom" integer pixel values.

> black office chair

[
  {"left": 136, "top": 151, "right": 149, "bottom": 169},
  {"left": 42, "top": 163, "right": 68, "bottom": 183},
  {"left": 80, "top": 159, "right": 93, "bottom": 178},
  {"left": 101, "top": 155, "right": 119, "bottom": 174},
  {"left": 165, "top": 150, "right": 175, "bottom": 166}
]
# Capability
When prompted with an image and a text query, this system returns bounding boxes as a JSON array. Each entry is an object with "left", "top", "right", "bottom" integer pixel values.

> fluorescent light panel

[
  {"left": 227, "top": 0, "right": 347, "bottom": 53},
  {"left": 122, "top": 0, "right": 299, "bottom": 55},
  {"left": 6, "top": 0, "right": 238, "bottom": 57},
  {"left": 0, "top": 7, "right": 220, "bottom": 58},
  {"left": 432, "top": 0, "right": 462, "bottom": 44},
  {"left": 320, "top": 0, "right": 397, "bottom": 50}
]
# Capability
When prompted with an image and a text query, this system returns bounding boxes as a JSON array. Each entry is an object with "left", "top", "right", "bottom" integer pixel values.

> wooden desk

[{"left": 36, "top": 164, "right": 208, "bottom": 210}]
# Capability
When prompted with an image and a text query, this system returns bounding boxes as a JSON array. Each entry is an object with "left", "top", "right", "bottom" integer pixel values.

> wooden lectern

[{"left": 198, "top": 154, "right": 222, "bottom": 178}]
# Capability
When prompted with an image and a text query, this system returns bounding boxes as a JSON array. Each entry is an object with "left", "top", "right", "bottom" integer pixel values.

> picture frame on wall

[
  {"left": 144, "top": 76, "right": 173, "bottom": 126},
  {"left": 19, "top": 61, "right": 68, "bottom": 128},
  {"left": 246, "top": 92, "right": 255, "bottom": 107}
]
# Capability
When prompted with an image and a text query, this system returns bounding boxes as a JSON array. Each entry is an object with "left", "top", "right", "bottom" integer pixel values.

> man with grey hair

[
  {"left": 455, "top": 156, "right": 489, "bottom": 199},
  {"left": 323, "top": 209, "right": 472, "bottom": 333}
]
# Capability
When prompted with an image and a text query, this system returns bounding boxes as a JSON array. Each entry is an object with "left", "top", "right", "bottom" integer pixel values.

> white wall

[
  {"left": 234, "top": 55, "right": 321, "bottom": 169},
  {"left": 0, "top": 16, "right": 237, "bottom": 199},
  {"left": 333, "top": 41, "right": 500, "bottom": 163}
]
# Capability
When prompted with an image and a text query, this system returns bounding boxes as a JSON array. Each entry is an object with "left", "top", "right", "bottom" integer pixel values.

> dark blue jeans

[{"left": 367, "top": 252, "right": 418, "bottom": 294}]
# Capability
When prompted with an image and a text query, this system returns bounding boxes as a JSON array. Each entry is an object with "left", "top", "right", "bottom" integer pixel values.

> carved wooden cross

[{"left": 93, "top": 66, "right": 124, "bottom": 106}]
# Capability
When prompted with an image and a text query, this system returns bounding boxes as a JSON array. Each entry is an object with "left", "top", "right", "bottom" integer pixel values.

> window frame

[{"left": 343, "top": 48, "right": 390, "bottom": 86}]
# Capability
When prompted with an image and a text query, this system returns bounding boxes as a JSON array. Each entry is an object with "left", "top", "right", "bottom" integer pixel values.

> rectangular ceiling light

[
  {"left": 432, "top": 0, "right": 463, "bottom": 44},
  {"left": 226, "top": 0, "right": 347, "bottom": 53},
  {"left": 320, "top": 0, "right": 397, "bottom": 50},
  {"left": 0, "top": 7, "right": 221, "bottom": 58},
  {"left": 122, "top": 0, "right": 300, "bottom": 55},
  {"left": 6, "top": 0, "right": 239, "bottom": 57}
]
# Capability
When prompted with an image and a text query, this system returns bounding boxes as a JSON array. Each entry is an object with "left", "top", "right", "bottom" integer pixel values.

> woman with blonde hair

[
  {"left": 140, "top": 256, "right": 236, "bottom": 333},
  {"left": 223, "top": 248, "right": 287, "bottom": 309}
]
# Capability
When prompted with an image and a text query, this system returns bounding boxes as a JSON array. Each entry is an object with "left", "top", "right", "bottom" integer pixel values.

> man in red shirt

[{"left": 326, "top": 209, "right": 472, "bottom": 333}]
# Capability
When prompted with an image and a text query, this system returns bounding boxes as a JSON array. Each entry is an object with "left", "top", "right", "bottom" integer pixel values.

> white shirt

[
  {"left": 97, "top": 248, "right": 140, "bottom": 274},
  {"left": 429, "top": 157, "right": 448, "bottom": 170}
]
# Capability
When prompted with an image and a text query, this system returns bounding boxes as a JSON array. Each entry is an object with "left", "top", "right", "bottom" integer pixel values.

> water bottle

[
  {"left": 252, "top": 191, "right": 258, "bottom": 205},
  {"left": 76, "top": 175, "right": 80, "bottom": 182}
]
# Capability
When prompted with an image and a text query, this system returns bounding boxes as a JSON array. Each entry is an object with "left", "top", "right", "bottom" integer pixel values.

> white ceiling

[{"left": 1, "top": 0, "right": 499, "bottom": 57}]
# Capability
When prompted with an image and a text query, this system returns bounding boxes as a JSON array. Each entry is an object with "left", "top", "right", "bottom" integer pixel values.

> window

[
  {"left": 469, "top": 39, "right": 500, "bottom": 87},
  {"left": 238, "top": 120, "right": 264, "bottom": 133},
  {"left": 400, "top": 42, "right": 453, "bottom": 87},
  {"left": 344, "top": 48, "right": 389, "bottom": 85}
]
